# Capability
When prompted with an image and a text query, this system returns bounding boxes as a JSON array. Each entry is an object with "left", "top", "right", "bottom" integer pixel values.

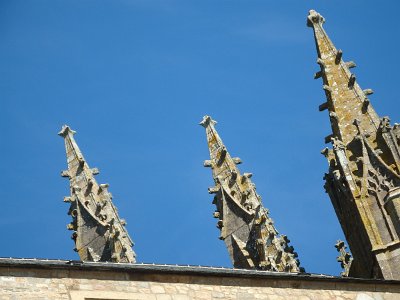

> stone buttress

[
  {"left": 308, "top": 10, "right": 400, "bottom": 279},
  {"left": 59, "top": 125, "right": 136, "bottom": 263},
  {"left": 200, "top": 116, "right": 302, "bottom": 272}
]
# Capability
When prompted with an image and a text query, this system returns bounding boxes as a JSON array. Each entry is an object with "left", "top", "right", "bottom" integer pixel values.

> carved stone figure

[
  {"left": 59, "top": 125, "right": 136, "bottom": 263},
  {"left": 200, "top": 116, "right": 302, "bottom": 272},
  {"left": 308, "top": 10, "right": 400, "bottom": 279}
]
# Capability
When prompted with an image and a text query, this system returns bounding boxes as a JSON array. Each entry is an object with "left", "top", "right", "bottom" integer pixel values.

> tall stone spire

[
  {"left": 59, "top": 125, "right": 136, "bottom": 263},
  {"left": 200, "top": 116, "right": 302, "bottom": 272},
  {"left": 308, "top": 10, "right": 400, "bottom": 279}
]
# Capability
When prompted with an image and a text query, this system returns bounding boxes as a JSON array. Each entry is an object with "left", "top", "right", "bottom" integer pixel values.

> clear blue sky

[{"left": 1, "top": 0, "right": 399, "bottom": 276}]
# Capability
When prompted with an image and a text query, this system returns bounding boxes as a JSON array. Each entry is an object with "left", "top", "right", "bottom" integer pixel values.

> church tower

[
  {"left": 59, "top": 125, "right": 136, "bottom": 263},
  {"left": 200, "top": 116, "right": 302, "bottom": 272},
  {"left": 308, "top": 10, "right": 400, "bottom": 279}
]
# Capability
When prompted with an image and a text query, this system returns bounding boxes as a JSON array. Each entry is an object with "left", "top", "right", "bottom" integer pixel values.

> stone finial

[
  {"left": 335, "top": 240, "right": 353, "bottom": 277},
  {"left": 58, "top": 125, "right": 76, "bottom": 137},
  {"left": 307, "top": 10, "right": 325, "bottom": 27},
  {"left": 199, "top": 115, "right": 217, "bottom": 128}
]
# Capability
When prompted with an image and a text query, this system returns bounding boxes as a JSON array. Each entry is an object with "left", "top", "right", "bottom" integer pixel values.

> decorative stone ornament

[
  {"left": 59, "top": 125, "right": 136, "bottom": 263},
  {"left": 200, "top": 116, "right": 302, "bottom": 273},
  {"left": 308, "top": 10, "right": 400, "bottom": 279}
]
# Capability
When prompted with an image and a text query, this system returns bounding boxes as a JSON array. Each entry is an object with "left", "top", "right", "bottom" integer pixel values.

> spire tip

[
  {"left": 199, "top": 115, "right": 217, "bottom": 128},
  {"left": 58, "top": 125, "right": 76, "bottom": 137},
  {"left": 307, "top": 9, "right": 325, "bottom": 27}
]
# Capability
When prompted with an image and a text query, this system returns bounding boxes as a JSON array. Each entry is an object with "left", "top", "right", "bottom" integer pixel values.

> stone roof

[{"left": 1, "top": 257, "right": 399, "bottom": 285}]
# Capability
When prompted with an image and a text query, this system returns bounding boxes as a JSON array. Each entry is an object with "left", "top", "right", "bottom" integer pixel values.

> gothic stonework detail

[
  {"left": 308, "top": 10, "right": 400, "bottom": 279},
  {"left": 200, "top": 116, "right": 302, "bottom": 273},
  {"left": 335, "top": 240, "right": 353, "bottom": 277},
  {"left": 59, "top": 125, "right": 136, "bottom": 263}
]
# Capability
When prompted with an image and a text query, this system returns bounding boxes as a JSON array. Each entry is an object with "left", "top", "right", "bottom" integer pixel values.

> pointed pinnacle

[
  {"left": 58, "top": 125, "right": 76, "bottom": 137},
  {"left": 307, "top": 9, "right": 381, "bottom": 146},
  {"left": 199, "top": 115, "right": 217, "bottom": 128}
]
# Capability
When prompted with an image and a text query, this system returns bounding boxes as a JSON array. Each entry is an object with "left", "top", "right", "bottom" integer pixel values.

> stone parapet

[{"left": 0, "top": 258, "right": 399, "bottom": 299}]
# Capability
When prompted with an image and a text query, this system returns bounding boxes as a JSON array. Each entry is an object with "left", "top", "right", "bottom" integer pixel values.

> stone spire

[
  {"left": 200, "top": 116, "right": 302, "bottom": 272},
  {"left": 59, "top": 125, "right": 136, "bottom": 263},
  {"left": 308, "top": 10, "right": 400, "bottom": 279}
]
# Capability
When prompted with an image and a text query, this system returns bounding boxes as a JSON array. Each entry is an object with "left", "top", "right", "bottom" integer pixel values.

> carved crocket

[
  {"left": 200, "top": 116, "right": 302, "bottom": 272},
  {"left": 308, "top": 10, "right": 400, "bottom": 279},
  {"left": 59, "top": 125, "right": 136, "bottom": 263}
]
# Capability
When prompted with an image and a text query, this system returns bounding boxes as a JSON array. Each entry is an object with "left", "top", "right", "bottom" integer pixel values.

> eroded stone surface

[
  {"left": 0, "top": 259, "right": 399, "bottom": 300},
  {"left": 308, "top": 10, "right": 400, "bottom": 279},
  {"left": 59, "top": 125, "right": 136, "bottom": 263},
  {"left": 200, "top": 116, "right": 301, "bottom": 273}
]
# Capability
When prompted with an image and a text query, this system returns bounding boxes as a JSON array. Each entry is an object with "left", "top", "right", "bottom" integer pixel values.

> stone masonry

[
  {"left": 308, "top": 10, "right": 400, "bottom": 280},
  {"left": 200, "top": 116, "right": 301, "bottom": 273},
  {"left": 0, "top": 258, "right": 399, "bottom": 300},
  {"left": 59, "top": 125, "right": 136, "bottom": 263}
]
